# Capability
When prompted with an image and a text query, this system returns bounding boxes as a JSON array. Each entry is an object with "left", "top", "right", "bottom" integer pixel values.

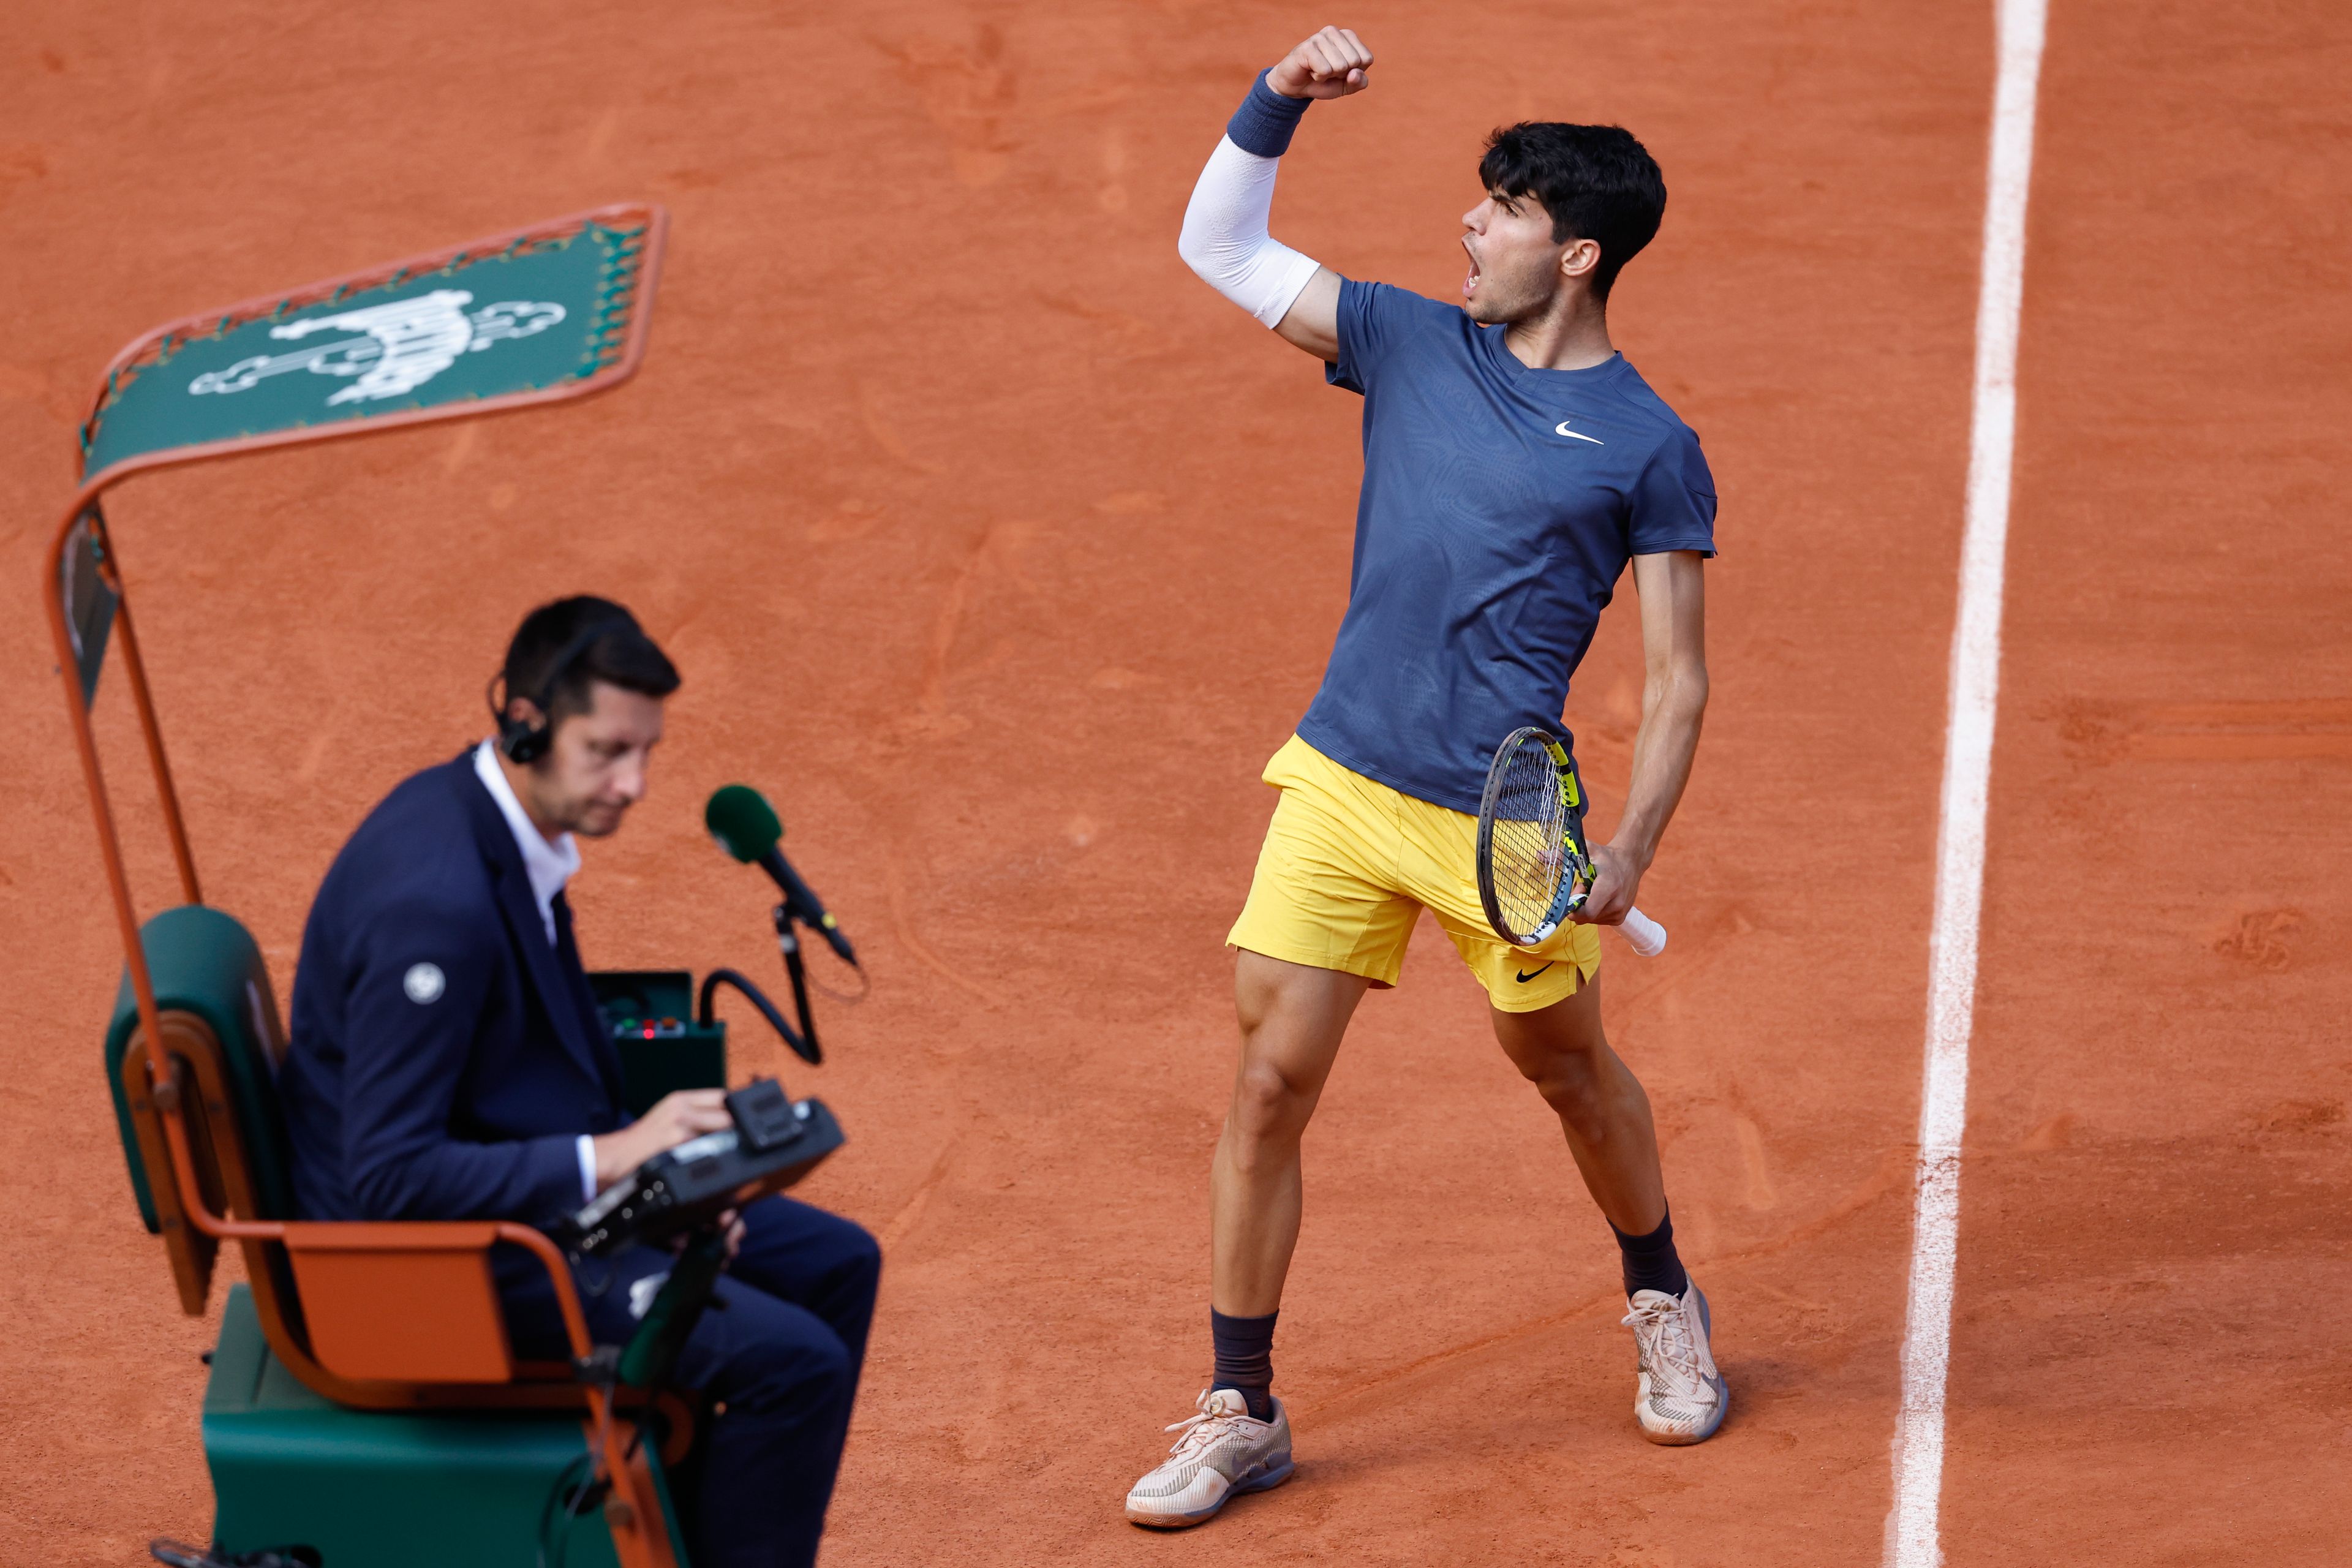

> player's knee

[
  {"left": 1228, "top": 1058, "right": 1314, "bottom": 1149},
  {"left": 1513, "top": 1040, "right": 1605, "bottom": 1114}
]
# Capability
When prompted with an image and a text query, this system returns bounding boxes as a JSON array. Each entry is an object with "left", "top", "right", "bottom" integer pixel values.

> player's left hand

[{"left": 1575, "top": 842, "right": 1645, "bottom": 926}]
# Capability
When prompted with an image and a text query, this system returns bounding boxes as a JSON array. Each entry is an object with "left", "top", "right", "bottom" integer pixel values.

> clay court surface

[{"left": 4, "top": 2, "right": 2348, "bottom": 1562}]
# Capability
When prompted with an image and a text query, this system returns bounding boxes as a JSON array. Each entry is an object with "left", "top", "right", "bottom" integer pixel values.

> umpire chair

[{"left": 107, "top": 902, "right": 704, "bottom": 1567}]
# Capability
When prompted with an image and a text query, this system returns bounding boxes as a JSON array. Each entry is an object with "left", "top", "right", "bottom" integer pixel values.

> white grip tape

[{"left": 1618, "top": 907, "right": 1668, "bottom": 957}]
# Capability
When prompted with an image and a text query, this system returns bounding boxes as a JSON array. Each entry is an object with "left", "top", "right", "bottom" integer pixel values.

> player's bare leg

[
  {"left": 1128, "top": 951, "right": 1363, "bottom": 1527},
  {"left": 1212, "top": 951, "right": 1370, "bottom": 1314},
  {"left": 1489, "top": 975, "right": 1665, "bottom": 1232},
  {"left": 1493, "top": 976, "right": 1727, "bottom": 1443}
]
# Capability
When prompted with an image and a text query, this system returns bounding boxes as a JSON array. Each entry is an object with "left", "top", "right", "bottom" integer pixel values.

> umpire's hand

[{"left": 591, "top": 1089, "right": 733, "bottom": 1188}]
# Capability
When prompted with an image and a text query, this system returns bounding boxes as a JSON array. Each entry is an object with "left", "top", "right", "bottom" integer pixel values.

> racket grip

[{"left": 1618, "top": 907, "right": 1668, "bottom": 957}]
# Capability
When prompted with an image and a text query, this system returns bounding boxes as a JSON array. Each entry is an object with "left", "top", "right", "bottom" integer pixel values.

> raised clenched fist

[{"left": 1267, "top": 26, "right": 1374, "bottom": 100}]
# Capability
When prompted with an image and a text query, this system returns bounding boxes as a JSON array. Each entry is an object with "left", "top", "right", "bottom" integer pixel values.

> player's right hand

[
  {"left": 592, "top": 1088, "right": 734, "bottom": 1186},
  {"left": 1268, "top": 26, "right": 1374, "bottom": 100}
]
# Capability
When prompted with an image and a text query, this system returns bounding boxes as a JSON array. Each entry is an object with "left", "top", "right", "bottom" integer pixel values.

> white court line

[{"left": 1883, "top": 1, "right": 2048, "bottom": 1564}]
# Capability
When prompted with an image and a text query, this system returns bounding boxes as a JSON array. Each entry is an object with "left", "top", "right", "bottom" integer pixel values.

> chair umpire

[{"left": 276, "top": 596, "right": 880, "bottom": 1568}]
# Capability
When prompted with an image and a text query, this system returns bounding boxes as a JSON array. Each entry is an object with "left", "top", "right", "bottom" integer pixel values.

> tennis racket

[{"left": 1474, "top": 726, "right": 1668, "bottom": 957}]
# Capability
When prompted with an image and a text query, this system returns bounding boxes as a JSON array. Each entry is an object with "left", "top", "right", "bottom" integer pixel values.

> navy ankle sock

[
  {"left": 1610, "top": 1205, "right": 1689, "bottom": 1299},
  {"left": 1210, "top": 1308, "right": 1278, "bottom": 1420}
]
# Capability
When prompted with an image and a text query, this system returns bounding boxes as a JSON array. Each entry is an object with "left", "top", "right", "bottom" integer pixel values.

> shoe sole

[
  {"left": 1640, "top": 1282, "right": 1729, "bottom": 1447},
  {"left": 1125, "top": 1455, "right": 1296, "bottom": 1528}
]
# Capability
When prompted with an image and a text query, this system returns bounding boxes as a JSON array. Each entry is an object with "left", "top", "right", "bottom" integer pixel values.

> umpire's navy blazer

[{"left": 280, "top": 752, "right": 628, "bottom": 1226}]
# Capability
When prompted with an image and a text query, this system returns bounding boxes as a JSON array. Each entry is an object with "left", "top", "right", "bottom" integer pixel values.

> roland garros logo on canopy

[
  {"left": 73, "top": 213, "right": 655, "bottom": 483},
  {"left": 185, "top": 291, "right": 568, "bottom": 405}
]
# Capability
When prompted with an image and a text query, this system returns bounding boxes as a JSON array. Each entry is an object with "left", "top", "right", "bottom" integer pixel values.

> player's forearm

[
  {"left": 1177, "top": 75, "right": 1323, "bottom": 330},
  {"left": 1610, "top": 665, "right": 1708, "bottom": 870}
]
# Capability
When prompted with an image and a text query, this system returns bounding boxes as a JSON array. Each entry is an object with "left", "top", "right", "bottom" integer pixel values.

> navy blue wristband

[{"left": 1226, "top": 69, "right": 1311, "bottom": 158}]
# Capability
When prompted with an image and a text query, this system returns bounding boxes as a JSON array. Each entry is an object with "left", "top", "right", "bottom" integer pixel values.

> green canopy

[
  {"left": 53, "top": 205, "right": 663, "bottom": 709},
  {"left": 79, "top": 208, "right": 660, "bottom": 484}
]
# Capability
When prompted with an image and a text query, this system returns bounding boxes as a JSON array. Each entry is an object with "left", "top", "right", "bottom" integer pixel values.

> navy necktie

[{"left": 551, "top": 891, "right": 624, "bottom": 1110}]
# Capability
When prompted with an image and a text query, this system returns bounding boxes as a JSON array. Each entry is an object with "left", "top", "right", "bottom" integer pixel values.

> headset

[{"left": 487, "top": 609, "right": 638, "bottom": 766}]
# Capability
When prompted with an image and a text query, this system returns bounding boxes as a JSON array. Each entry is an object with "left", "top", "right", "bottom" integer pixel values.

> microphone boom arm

[{"left": 698, "top": 964, "right": 821, "bottom": 1066}]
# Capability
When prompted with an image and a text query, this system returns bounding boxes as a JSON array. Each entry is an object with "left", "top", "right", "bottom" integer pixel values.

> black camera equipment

[{"left": 555, "top": 1079, "right": 844, "bottom": 1258}]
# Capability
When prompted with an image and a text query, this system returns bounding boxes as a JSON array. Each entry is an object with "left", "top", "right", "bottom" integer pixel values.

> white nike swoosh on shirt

[{"left": 1555, "top": 420, "right": 1605, "bottom": 445}]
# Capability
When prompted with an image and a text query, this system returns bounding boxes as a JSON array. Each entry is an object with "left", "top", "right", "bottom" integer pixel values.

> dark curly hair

[{"left": 1478, "top": 123, "right": 1667, "bottom": 300}]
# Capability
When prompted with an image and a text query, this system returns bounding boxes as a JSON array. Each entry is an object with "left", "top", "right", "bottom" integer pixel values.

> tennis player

[{"left": 1126, "top": 28, "right": 1723, "bottom": 1528}]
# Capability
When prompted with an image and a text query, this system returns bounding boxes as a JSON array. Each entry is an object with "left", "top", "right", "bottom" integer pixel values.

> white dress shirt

[
  {"left": 472, "top": 739, "right": 582, "bottom": 945},
  {"left": 471, "top": 739, "right": 600, "bottom": 1199}
]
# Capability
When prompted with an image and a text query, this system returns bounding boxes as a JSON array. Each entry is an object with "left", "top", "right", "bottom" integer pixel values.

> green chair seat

[{"left": 205, "top": 1284, "right": 682, "bottom": 1566}]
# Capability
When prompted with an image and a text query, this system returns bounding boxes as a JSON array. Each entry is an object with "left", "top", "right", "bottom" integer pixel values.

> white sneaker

[
  {"left": 1624, "top": 1280, "right": 1728, "bottom": 1444},
  {"left": 1124, "top": 1387, "right": 1295, "bottom": 1528}
]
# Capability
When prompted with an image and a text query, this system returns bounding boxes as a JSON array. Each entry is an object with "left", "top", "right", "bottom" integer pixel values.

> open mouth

[{"left": 1462, "top": 236, "right": 1482, "bottom": 298}]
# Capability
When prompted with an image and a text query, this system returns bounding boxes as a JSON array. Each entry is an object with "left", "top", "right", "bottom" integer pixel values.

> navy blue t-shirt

[{"left": 1294, "top": 279, "right": 1717, "bottom": 815}]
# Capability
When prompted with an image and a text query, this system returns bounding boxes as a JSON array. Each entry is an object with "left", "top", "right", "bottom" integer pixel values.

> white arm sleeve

[{"left": 1177, "top": 134, "right": 1324, "bottom": 328}]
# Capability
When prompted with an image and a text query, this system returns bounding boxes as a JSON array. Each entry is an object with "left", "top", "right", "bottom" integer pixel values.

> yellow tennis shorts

[{"left": 1227, "top": 734, "right": 1602, "bottom": 1012}]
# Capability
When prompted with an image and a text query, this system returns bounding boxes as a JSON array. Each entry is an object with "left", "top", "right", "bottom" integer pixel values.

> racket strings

[{"left": 1488, "top": 745, "right": 1571, "bottom": 943}]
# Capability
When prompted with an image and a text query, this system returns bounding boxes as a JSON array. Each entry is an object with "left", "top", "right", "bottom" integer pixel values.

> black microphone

[{"left": 704, "top": 785, "right": 858, "bottom": 966}]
